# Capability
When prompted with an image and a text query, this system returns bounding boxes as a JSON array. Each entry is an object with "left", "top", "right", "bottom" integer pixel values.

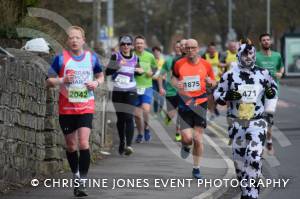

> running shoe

[
  {"left": 74, "top": 179, "right": 88, "bottom": 197},
  {"left": 135, "top": 134, "right": 143, "bottom": 143},
  {"left": 124, "top": 146, "right": 134, "bottom": 156},
  {"left": 164, "top": 115, "right": 172, "bottom": 126},
  {"left": 144, "top": 129, "right": 151, "bottom": 142},
  {"left": 175, "top": 133, "right": 181, "bottom": 142},
  {"left": 180, "top": 145, "right": 190, "bottom": 159},
  {"left": 192, "top": 168, "right": 202, "bottom": 179}
]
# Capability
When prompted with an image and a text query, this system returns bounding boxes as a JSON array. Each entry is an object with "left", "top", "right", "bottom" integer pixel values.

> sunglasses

[
  {"left": 121, "top": 43, "right": 132, "bottom": 46},
  {"left": 185, "top": 46, "right": 197, "bottom": 50}
]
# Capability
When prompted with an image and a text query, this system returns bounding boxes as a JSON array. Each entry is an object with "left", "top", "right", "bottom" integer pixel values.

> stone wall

[{"left": 0, "top": 49, "right": 112, "bottom": 192}]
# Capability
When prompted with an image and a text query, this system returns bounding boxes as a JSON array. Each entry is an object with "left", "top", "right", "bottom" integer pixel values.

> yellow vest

[
  {"left": 225, "top": 50, "right": 237, "bottom": 71},
  {"left": 225, "top": 50, "right": 237, "bottom": 64},
  {"left": 156, "top": 57, "right": 165, "bottom": 70},
  {"left": 205, "top": 52, "right": 222, "bottom": 81}
]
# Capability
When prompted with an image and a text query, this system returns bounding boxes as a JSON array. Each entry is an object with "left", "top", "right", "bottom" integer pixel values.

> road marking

[
  {"left": 192, "top": 129, "right": 235, "bottom": 199},
  {"left": 208, "top": 120, "right": 281, "bottom": 199},
  {"left": 272, "top": 126, "right": 292, "bottom": 147}
]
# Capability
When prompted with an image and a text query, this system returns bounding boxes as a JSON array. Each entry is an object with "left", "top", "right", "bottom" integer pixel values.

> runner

[
  {"left": 158, "top": 40, "right": 182, "bottom": 142},
  {"left": 106, "top": 35, "right": 143, "bottom": 156},
  {"left": 46, "top": 26, "right": 104, "bottom": 197},
  {"left": 202, "top": 42, "right": 222, "bottom": 120},
  {"left": 221, "top": 40, "right": 238, "bottom": 71},
  {"left": 256, "top": 33, "right": 284, "bottom": 153},
  {"left": 152, "top": 46, "right": 165, "bottom": 116},
  {"left": 133, "top": 35, "right": 157, "bottom": 143},
  {"left": 172, "top": 39, "right": 216, "bottom": 179},
  {"left": 214, "top": 39, "right": 278, "bottom": 199}
]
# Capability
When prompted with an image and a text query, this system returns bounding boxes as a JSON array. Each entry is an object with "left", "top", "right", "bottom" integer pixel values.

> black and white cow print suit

[{"left": 214, "top": 43, "right": 278, "bottom": 199}]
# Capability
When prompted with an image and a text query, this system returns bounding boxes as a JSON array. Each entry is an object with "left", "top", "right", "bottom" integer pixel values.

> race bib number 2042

[{"left": 68, "top": 87, "right": 89, "bottom": 103}]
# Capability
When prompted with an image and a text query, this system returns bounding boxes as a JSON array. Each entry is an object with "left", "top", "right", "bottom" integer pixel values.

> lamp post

[
  {"left": 187, "top": 0, "right": 192, "bottom": 38},
  {"left": 267, "top": 0, "right": 271, "bottom": 34}
]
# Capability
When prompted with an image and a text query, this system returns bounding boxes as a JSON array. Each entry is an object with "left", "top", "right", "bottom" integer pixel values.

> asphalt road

[{"left": 1, "top": 84, "right": 299, "bottom": 199}]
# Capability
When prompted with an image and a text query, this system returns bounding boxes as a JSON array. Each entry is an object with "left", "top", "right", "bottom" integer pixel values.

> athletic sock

[
  {"left": 66, "top": 151, "right": 79, "bottom": 174},
  {"left": 79, "top": 149, "right": 91, "bottom": 178}
]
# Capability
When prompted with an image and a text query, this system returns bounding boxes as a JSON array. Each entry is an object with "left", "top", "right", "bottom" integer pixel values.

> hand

[
  {"left": 63, "top": 74, "right": 74, "bottom": 84},
  {"left": 85, "top": 81, "right": 99, "bottom": 91},
  {"left": 135, "top": 67, "right": 144, "bottom": 74},
  {"left": 265, "top": 87, "right": 276, "bottom": 99},
  {"left": 275, "top": 72, "right": 283, "bottom": 79},
  {"left": 224, "top": 90, "right": 242, "bottom": 101},
  {"left": 206, "top": 77, "right": 214, "bottom": 87},
  {"left": 159, "top": 88, "right": 166, "bottom": 96},
  {"left": 205, "top": 77, "right": 212, "bottom": 84},
  {"left": 146, "top": 70, "right": 153, "bottom": 77},
  {"left": 177, "top": 81, "right": 184, "bottom": 89}
]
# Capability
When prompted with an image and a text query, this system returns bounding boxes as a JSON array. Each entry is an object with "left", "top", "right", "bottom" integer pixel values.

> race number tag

[
  {"left": 115, "top": 74, "right": 130, "bottom": 84},
  {"left": 137, "top": 87, "right": 146, "bottom": 95},
  {"left": 183, "top": 76, "right": 200, "bottom": 92},
  {"left": 68, "top": 87, "right": 89, "bottom": 103},
  {"left": 238, "top": 103, "right": 255, "bottom": 120},
  {"left": 238, "top": 84, "right": 260, "bottom": 103}
]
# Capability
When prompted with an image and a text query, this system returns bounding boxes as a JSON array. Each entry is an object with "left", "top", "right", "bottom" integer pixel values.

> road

[{"left": 1, "top": 85, "right": 299, "bottom": 199}]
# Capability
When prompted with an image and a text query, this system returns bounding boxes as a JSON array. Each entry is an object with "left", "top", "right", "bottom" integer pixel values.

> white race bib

[
  {"left": 183, "top": 76, "right": 200, "bottom": 92},
  {"left": 115, "top": 74, "right": 130, "bottom": 84},
  {"left": 238, "top": 84, "right": 260, "bottom": 103},
  {"left": 68, "top": 86, "right": 89, "bottom": 103},
  {"left": 137, "top": 87, "right": 146, "bottom": 95}
]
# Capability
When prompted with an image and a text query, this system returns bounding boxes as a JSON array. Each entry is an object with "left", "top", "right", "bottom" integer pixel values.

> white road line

[{"left": 192, "top": 127, "right": 235, "bottom": 199}]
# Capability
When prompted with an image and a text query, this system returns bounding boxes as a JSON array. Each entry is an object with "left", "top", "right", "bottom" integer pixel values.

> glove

[
  {"left": 265, "top": 87, "right": 276, "bottom": 99},
  {"left": 224, "top": 90, "right": 242, "bottom": 101}
]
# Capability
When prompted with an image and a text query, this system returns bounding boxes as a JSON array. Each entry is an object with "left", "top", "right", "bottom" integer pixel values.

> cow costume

[{"left": 214, "top": 41, "right": 278, "bottom": 199}]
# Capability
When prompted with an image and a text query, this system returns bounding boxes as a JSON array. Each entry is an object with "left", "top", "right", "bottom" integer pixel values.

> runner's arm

[
  {"left": 134, "top": 58, "right": 144, "bottom": 75},
  {"left": 171, "top": 61, "right": 184, "bottom": 90},
  {"left": 105, "top": 54, "right": 118, "bottom": 76},
  {"left": 275, "top": 55, "right": 285, "bottom": 79},
  {"left": 46, "top": 55, "right": 72, "bottom": 87},
  {"left": 264, "top": 70, "right": 278, "bottom": 98},
  {"left": 206, "top": 62, "right": 217, "bottom": 88},
  {"left": 213, "top": 72, "right": 229, "bottom": 105}
]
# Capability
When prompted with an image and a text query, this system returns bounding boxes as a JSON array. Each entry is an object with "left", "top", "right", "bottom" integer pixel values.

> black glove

[
  {"left": 224, "top": 90, "right": 242, "bottom": 101},
  {"left": 265, "top": 87, "right": 276, "bottom": 99}
]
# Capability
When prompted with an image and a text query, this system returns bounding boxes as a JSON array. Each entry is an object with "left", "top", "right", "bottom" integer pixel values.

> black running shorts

[
  {"left": 178, "top": 102, "right": 207, "bottom": 130},
  {"left": 59, "top": 114, "right": 93, "bottom": 135}
]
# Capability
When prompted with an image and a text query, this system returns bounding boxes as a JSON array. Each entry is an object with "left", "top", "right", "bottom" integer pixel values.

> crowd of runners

[{"left": 46, "top": 26, "right": 284, "bottom": 199}]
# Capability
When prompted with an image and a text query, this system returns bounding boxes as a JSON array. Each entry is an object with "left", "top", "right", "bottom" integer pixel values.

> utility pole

[
  {"left": 187, "top": 0, "right": 192, "bottom": 38},
  {"left": 228, "top": 0, "right": 232, "bottom": 32},
  {"left": 142, "top": 0, "right": 149, "bottom": 38},
  {"left": 107, "top": 0, "right": 114, "bottom": 48},
  {"left": 93, "top": 0, "right": 101, "bottom": 47},
  {"left": 267, "top": 0, "right": 271, "bottom": 34}
]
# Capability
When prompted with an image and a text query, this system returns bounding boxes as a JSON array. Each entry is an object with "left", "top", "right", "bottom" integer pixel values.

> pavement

[{"left": 280, "top": 77, "right": 300, "bottom": 87}]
